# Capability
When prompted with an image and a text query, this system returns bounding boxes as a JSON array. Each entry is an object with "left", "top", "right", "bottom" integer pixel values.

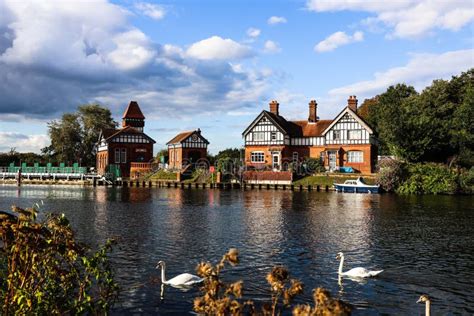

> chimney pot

[
  {"left": 347, "top": 95, "right": 358, "bottom": 112},
  {"left": 308, "top": 99, "right": 318, "bottom": 123},
  {"left": 269, "top": 100, "right": 279, "bottom": 116}
]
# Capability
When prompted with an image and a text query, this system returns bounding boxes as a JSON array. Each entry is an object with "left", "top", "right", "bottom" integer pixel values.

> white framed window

[
  {"left": 348, "top": 130, "right": 362, "bottom": 140},
  {"left": 347, "top": 151, "right": 363, "bottom": 163},
  {"left": 115, "top": 148, "right": 120, "bottom": 163},
  {"left": 251, "top": 151, "right": 265, "bottom": 163},
  {"left": 271, "top": 132, "right": 277, "bottom": 141},
  {"left": 253, "top": 132, "right": 265, "bottom": 141},
  {"left": 121, "top": 148, "right": 127, "bottom": 163},
  {"left": 292, "top": 152, "right": 298, "bottom": 162},
  {"left": 333, "top": 130, "right": 341, "bottom": 141}
]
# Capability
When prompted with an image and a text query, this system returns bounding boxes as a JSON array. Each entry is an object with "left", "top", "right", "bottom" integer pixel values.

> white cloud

[
  {"left": 0, "top": 132, "right": 49, "bottom": 153},
  {"left": 134, "top": 2, "right": 166, "bottom": 20},
  {"left": 314, "top": 31, "right": 363, "bottom": 52},
  {"left": 263, "top": 40, "right": 281, "bottom": 54},
  {"left": 186, "top": 36, "right": 253, "bottom": 60},
  {"left": 0, "top": 0, "right": 271, "bottom": 121},
  {"left": 247, "top": 27, "right": 261, "bottom": 38},
  {"left": 306, "top": 0, "right": 474, "bottom": 38},
  {"left": 328, "top": 49, "right": 474, "bottom": 98},
  {"left": 108, "top": 29, "right": 156, "bottom": 70},
  {"left": 268, "top": 16, "right": 287, "bottom": 25}
]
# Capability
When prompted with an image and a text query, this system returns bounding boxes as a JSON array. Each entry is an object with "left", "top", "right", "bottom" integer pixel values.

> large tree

[{"left": 45, "top": 104, "right": 116, "bottom": 166}]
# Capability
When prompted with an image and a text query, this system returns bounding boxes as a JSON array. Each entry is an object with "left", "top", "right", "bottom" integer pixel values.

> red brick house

[
  {"left": 96, "top": 101, "right": 156, "bottom": 178},
  {"left": 242, "top": 96, "right": 378, "bottom": 174},
  {"left": 167, "top": 129, "right": 209, "bottom": 170}
]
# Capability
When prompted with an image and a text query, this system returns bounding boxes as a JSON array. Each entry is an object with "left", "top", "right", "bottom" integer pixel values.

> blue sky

[{"left": 0, "top": 0, "right": 473, "bottom": 154}]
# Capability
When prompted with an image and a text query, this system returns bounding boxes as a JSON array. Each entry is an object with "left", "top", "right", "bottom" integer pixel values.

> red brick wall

[{"left": 100, "top": 142, "right": 153, "bottom": 178}]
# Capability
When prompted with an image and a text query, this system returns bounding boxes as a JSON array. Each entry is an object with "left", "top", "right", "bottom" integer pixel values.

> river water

[{"left": 1, "top": 185, "right": 473, "bottom": 315}]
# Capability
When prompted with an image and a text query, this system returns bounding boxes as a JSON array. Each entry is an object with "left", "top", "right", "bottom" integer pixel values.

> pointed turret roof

[{"left": 122, "top": 101, "right": 145, "bottom": 119}]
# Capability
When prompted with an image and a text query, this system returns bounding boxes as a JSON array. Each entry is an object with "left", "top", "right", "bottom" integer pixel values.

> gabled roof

[
  {"left": 321, "top": 107, "right": 373, "bottom": 135},
  {"left": 242, "top": 110, "right": 301, "bottom": 137},
  {"left": 122, "top": 101, "right": 145, "bottom": 119},
  {"left": 291, "top": 120, "right": 333, "bottom": 137},
  {"left": 99, "top": 126, "right": 156, "bottom": 143},
  {"left": 167, "top": 130, "right": 210, "bottom": 145}
]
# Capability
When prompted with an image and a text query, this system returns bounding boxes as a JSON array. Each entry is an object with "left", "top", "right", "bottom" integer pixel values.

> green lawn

[
  {"left": 148, "top": 169, "right": 178, "bottom": 181},
  {"left": 293, "top": 174, "right": 376, "bottom": 186}
]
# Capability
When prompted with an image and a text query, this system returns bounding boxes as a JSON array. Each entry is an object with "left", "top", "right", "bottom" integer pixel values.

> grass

[
  {"left": 148, "top": 169, "right": 178, "bottom": 181},
  {"left": 293, "top": 174, "right": 376, "bottom": 186}
]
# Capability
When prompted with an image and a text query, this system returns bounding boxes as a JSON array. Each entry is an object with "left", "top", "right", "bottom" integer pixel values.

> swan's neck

[
  {"left": 160, "top": 264, "right": 167, "bottom": 283},
  {"left": 425, "top": 301, "right": 430, "bottom": 316},
  {"left": 338, "top": 256, "right": 344, "bottom": 274}
]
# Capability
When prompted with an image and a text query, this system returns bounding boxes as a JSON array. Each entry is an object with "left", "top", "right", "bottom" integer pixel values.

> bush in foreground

[
  {"left": 193, "top": 249, "right": 351, "bottom": 315},
  {"left": 0, "top": 206, "right": 118, "bottom": 315}
]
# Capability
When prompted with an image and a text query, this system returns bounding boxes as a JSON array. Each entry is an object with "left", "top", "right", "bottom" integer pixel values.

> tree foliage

[
  {"left": 360, "top": 69, "right": 474, "bottom": 166},
  {"left": 44, "top": 104, "right": 116, "bottom": 166},
  {"left": 0, "top": 206, "right": 119, "bottom": 315}
]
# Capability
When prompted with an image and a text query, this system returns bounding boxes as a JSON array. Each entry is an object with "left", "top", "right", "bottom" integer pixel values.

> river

[{"left": 1, "top": 185, "right": 473, "bottom": 315}]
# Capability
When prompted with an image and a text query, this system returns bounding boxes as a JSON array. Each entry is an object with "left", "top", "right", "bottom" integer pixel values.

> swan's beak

[
  {"left": 336, "top": 255, "right": 341, "bottom": 260},
  {"left": 416, "top": 298, "right": 421, "bottom": 303}
]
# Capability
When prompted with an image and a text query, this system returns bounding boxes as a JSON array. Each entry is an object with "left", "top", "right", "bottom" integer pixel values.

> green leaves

[{"left": 0, "top": 206, "right": 119, "bottom": 315}]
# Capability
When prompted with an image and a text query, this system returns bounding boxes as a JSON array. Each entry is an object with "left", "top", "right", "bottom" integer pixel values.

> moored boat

[{"left": 333, "top": 177, "right": 380, "bottom": 193}]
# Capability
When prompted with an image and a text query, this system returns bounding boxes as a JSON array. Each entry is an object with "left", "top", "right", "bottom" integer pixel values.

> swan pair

[
  {"left": 156, "top": 260, "right": 204, "bottom": 287},
  {"left": 336, "top": 252, "right": 383, "bottom": 278}
]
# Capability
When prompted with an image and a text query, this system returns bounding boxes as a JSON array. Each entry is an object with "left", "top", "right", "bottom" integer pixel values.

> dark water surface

[{"left": 1, "top": 185, "right": 473, "bottom": 315}]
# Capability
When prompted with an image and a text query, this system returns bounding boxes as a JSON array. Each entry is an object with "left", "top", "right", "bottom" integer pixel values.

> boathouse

[
  {"left": 167, "top": 129, "right": 209, "bottom": 170},
  {"left": 242, "top": 96, "right": 378, "bottom": 174},
  {"left": 96, "top": 101, "right": 156, "bottom": 178}
]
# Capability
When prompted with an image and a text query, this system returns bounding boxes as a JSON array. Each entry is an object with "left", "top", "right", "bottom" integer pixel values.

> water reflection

[{"left": 0, "top": 186, "right": 473, "bottom": 314}]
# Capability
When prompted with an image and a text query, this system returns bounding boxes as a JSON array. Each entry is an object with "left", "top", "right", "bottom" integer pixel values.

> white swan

[
  {"left": 156, "top": 261, "right": 204, "bottom": 287},
  {"left": 336, "top": 252, "right": 383, "bottom": 278},
  {"left": 417, "top": 294, "right": 431, "bottom": 316}
]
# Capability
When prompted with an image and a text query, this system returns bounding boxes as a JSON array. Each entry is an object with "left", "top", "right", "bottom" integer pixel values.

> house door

[
  {"left": 328, "top": 151, "right": 337, "bottom": 171},
  {"left": 272, "top": 152, "right": 280, "bottom": 170}
]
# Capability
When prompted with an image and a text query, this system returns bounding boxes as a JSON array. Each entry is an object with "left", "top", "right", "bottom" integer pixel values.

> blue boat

[{"left": 333, "top": 177, "right": 380, "bottom": 194}]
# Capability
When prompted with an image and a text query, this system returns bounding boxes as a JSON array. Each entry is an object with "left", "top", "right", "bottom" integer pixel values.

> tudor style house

[
  {"left": 167, "top": 129, "right": 209, "bottom": 170},
  {"left": 242, "top": 96, "right": 377, "bottom": 174},
  {"left": 96, "top": 101, "right": 156, "bottom": 178}
]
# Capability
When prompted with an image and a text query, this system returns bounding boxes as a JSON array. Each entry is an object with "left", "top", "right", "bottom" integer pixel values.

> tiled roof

[
  {"left": 167, "top": 131, "right": 194, "bottom": 145},
  {"left": 122, "top": 101, "right": 145, "bottom": 119},
  {"left": 291, "top": 120, "right": 333, "bottom": 137},
  {"left": 102, "top": 126, "right": 156, "bottom": 143}
]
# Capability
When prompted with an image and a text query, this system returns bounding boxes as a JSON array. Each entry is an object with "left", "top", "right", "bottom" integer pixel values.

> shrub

[
  {"left": 302, "top": 158, "right": 326, "bottom": 175},
  {"left": 0, "top": 206, "right": 118, "bottom": 315},
  {"left": 397, "top": 163, "right": 458, "bottom": 194},
  {"left": 459, "top": 167, "right": 474, "bottom": 193},
  {"left": 193, "top": 249, "right": 351, "bottom": 316},
  {"left": 376, "top": 159, "right": 407, "bottom": 192}
]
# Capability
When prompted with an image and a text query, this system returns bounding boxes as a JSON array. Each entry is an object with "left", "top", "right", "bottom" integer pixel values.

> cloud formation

[
  {"left": 0, "top": 132, "right": 49, "bottom": 153},
  {"left": 307, "top": 0, "right": 474, "bottom": 38},
  {"left": 186, "top": 36, "right": 253, "bottom": 60},
  {"left": 0, "top": 0, "right": 269, "bottom": 122},
  {"left": 263, "top": 40, "right": 281, "bottom": 54},
  {"left": 329, "top": 49, "right": 474, "bottom": 97},
  {"left": 268, "top": 16, "right": 287, "bottom": 25},
  {"left": 135, "top": 2, "right": 166, "bottom": 20},
  {"left": 314, "top": 31, "right": 363, "bottom": 52},
  {"left": 247, "top": 27, "right": 261, "bottom": 38}
]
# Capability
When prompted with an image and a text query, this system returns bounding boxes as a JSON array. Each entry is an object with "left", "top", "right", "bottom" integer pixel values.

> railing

[
  {"left": 0, "top": 166, "right": 87, "bottom": 174},
  {"left": 130, "top": 162, "right": 152, "bottom": 170}
]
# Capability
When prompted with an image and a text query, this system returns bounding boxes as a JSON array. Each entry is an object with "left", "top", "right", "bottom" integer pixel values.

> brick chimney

[
  {"left": 269, "top": 100, "right": 279, "bottom": 116},
  {"left": 308, "top": 99, "right": 318, "bottom": 123},
  {"left": 348, "top": 95, "right": 358, "bottom": 112}
]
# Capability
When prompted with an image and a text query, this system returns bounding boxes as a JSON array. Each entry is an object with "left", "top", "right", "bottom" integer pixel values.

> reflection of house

[
  {"left": 96, "top": 101, "right": 156, "bottom": 178},
  {"left": 167, "top": 129, "right": 209, "bottom": 170},
  {"left": 242, "top": 96, "right": 377, "bottom": 174}
]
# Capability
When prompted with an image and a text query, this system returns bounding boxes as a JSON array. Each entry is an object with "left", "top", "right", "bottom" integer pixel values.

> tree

[
  {"left": 77, "top": 104, "right": 116, "bottom": 166},
  {"left": 451, "top": 84, "right": 474, "bottom": 167},
  {"left": 44, "top": 105, "right": 116, "bottom": 166}
]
